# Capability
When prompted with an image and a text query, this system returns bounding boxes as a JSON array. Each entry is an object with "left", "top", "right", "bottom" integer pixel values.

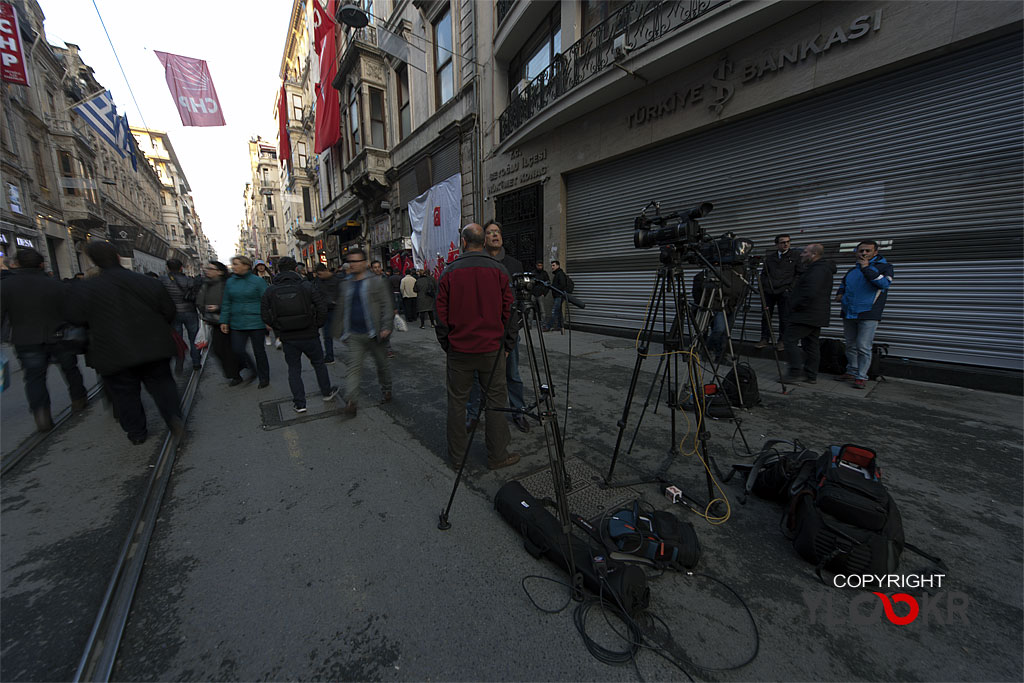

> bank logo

[{"left": 707, "top": 59, "right": 735, "bottom": 115}]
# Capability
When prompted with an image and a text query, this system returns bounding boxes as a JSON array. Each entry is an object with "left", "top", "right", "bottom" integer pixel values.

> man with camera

[
  {"left": 756, "top": 234, "right": 799, "bottom": 351},
  {"left": 781, "top": 243, "right": 836, "bottom": 383},
  {"left": 834, "top": 240, "right": 893, "bottom": 389},
  {"left": 436, "top": 224, "right": 519, "bottom": 470}
]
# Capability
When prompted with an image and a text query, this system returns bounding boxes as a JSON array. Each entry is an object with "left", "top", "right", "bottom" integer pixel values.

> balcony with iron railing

[
  {"left": 338, "top": 25, "right": 379, "bottom": 76},
  {"left": 498, "top": 0, "right": 730, "bottom": 141}
]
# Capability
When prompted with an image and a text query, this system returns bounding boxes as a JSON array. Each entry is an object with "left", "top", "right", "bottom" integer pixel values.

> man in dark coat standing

[
  {"left": 781, "top": 243, "right": 836, "bottom": 384},
  {"left": 68, "top": 241, "right": 181, "bottom": 445},
  {"left": 0, "top": 248, "right": 88, "bottom": 431},
  {"left": 757, "top": 234, "right": 799, "bottom": 350}
]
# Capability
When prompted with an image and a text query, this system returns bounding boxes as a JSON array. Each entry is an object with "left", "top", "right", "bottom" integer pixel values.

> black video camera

[
  {"left": 695, "top": 232, "right": 755, "bottom": 266},
  {"left": 633, "top": 201, "right": 713, "bottom": 249}
]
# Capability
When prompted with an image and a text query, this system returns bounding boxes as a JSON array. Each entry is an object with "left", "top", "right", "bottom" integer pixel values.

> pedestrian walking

[
  {"left": 160, "top": 258, "right": 202, "bottom": 372},
  {"left": 329, "top": 248, "right": 393, "bottom": 417},
  {"left": 414, "top": 269, "right": 437, "bottom": 328},
  {"left": 261, "top": 257, "right": 339, "bottom": 413},
  {"left": 66, "top": 241, "right": 181, "bottom": 445},
  {"left": 220, "top": 255, "right": 271, "bottom": 388},
  {"left": 0, "top": 247, "right": 88, "bottom": 432},
  {"left": 544, "top": 260, "right": 570, "bottom": 332},
  {"left": 313, "top": 263, "right": 343, "bottom": 364},
  {"left": 196, "top": 260, "right": 241, "bottom": 382}
]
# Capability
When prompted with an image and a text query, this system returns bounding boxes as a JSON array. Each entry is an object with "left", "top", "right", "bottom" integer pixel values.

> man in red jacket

[{"left": 435, "top": 224, "right": 520, "bottom": 470}]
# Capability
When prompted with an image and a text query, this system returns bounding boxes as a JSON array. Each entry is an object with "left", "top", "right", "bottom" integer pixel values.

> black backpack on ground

[
  {"left": 818, "top": 338, "right": 846, "bottom": 375},
  {"left": 784, "top": 444, "right": 906, "bottom": 577},
  {"left": 728, "top": 439, "right": 818, "bottom": 503},
  {"left": 606, "top": 501, "right": 701, "bottom": 570},
  {"left": 268, "top": 281, "right": 315, "bottom": 331},
  {"left": 868, "top": 343, "right": 889, "bottom": 380},
  {"left": 722, "top": 363, "right": 759, "bottom": 407}
]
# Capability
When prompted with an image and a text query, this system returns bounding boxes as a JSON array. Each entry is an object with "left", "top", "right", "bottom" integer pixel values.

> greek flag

[
  {"left": 118, "top": 114, "right": 137, "bottom": 171},
  {"left": 73, "top": 90, "right": 124, "bottom": 159}
]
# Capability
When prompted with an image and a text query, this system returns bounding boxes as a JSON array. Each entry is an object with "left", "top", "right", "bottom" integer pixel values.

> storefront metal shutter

[
  {"left": 565, "top": 34, "right": 1023, "bottom": 370},
  {"left": 431, "top": 141, "right": 461, "bottom": 184}
]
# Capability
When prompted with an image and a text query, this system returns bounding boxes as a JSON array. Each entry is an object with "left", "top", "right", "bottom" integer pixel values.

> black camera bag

[
  {"left": 494, "top": 481, "right": 650, "bottom": 615},
  {"left": 785, "top": 445, "right": 906, "bottom": 577},
  {"left": 722, "top": 363, "right": 759, "bottom": 407}
]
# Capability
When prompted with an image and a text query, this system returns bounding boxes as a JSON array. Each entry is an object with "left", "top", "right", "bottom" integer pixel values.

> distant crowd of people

[{"left": 0, "top": 223, "right": 576, "bottom": 466}]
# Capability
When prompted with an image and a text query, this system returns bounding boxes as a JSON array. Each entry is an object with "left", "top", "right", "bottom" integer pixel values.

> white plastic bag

[
  {"left": 394, "top": 314, "right": 408, "bottom": 332},
  {"left": 194, "top": 323, "right": 209, "bottom": 350}
]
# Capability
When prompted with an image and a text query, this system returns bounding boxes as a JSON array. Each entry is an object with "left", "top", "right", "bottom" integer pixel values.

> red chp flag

[
  {"left": 154, "top": 51, "right": 225, "bottom": 126},
  {"left": 0, "top": 2, "right": 30, "bottom": 86},
  {"left": 312, "top": 0, "right": 340, "bottom": 153},
  {"left": 278, "top": 83, "right": 291, "bottom": 170}
]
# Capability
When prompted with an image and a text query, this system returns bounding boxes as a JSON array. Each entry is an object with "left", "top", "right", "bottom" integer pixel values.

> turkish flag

[
  {"left": 313, "top": 0, "right": 341, "bottom": 153},
  {"left": 278, "top": 82, "right": 291, "bottom": 169},
  {"left": 154, "top": 51, "right": 225, "bottom": 126}
]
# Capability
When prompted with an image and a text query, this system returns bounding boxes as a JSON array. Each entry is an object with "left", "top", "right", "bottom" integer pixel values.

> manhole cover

[
  {"left": 600, "top": 339, "right": 636, "bottom": 350},
  {"left": 260, "top": 397, "right": 343, "bottom": 430},
  {"left": 517, "top": 457, "right": 641, "bottom": 522}
]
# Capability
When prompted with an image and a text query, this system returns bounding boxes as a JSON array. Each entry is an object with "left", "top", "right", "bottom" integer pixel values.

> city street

[{"left": 2, "top": 325, "right": 1021, "bottom": 681}]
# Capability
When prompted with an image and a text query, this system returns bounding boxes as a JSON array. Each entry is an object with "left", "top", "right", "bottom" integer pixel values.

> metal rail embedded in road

[
  {"left": 0, "top": 382, "right": 105, "bottom": 477},
  {"left": 72, "top": 359, "right": 205, "bottom": 682}
]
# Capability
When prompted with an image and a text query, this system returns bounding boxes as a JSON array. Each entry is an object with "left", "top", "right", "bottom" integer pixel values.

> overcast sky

[{"left": 37, "top": 0, "right": 297, "bottom": 261}]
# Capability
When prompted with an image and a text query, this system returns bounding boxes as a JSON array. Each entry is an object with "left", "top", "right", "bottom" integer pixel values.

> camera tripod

[
  {"left": 603, "top": 245, "right": 751, "bottom": 513},
  {"left": 438, "top": 278, "right": 585, "bottom": 596},
  {"left": 735, "top": 261, "right": 793, "bottom": 393}
]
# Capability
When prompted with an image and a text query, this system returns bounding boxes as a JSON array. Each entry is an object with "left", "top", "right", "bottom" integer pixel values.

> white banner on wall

[{"left": 408, "top": 173, "right": 461, "bottom": 278}]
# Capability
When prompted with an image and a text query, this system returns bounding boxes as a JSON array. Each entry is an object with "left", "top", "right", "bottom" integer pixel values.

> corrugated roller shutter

[
  {"left": 566, "top": 34, "right": 1023, "bottom": 370},
  {"left": 431, "top": 141, "right": 461, "bottom": 183},
  {"left": 398, "top": 170, "right": 418, "bottom": 207}
]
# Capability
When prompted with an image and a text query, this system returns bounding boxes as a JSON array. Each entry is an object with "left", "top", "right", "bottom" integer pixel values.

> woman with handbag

[{"left": 196, "top": 261, "right": 241, "bottom": 383}]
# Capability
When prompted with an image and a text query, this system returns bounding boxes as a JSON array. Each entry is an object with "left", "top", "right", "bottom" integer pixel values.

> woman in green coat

[{"left": 219, "top": 255, "right": 270, "bottom": 387}]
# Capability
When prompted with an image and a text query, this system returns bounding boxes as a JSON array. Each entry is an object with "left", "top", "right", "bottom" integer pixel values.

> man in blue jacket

[{"left": 834, "top": 240, "right": 893, "bottom": 389}]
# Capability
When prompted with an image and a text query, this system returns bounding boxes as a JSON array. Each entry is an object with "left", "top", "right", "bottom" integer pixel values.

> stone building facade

[{"left": 477, "top": 0, "right": 1023, "bottom": 371}]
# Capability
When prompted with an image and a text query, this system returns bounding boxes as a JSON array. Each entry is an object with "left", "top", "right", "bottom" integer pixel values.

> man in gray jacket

[{"left": 330, "top": 248, "right": 393, "bottom": 416}]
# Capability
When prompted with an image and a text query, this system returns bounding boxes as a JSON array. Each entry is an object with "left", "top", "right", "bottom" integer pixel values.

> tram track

[{"left": 0, "top": 355, "right": 206, "bottom": 682}]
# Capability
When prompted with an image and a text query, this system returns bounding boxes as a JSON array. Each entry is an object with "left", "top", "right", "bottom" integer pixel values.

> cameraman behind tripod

[{"left": 691, "top": 263, "right": 746, "bottom": 363}]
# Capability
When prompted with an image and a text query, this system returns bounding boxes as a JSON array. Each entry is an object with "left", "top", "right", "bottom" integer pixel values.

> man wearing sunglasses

[{"left": 835, "top": 240, "right": 893, "bottom": 389}]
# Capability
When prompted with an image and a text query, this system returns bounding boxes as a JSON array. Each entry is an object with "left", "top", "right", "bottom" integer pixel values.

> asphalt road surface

[{"left": 2, "top": 326, "right": 1022, "bottom": 681}]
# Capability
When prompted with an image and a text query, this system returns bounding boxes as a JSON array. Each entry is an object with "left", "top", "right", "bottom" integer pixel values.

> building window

[
  {"left": 369, "top": 88, "right": 386, "bottom": 148},
  {"left": 272, "top": 238, "right": 278, "bottom": 254},
  {"left": 349, "top": 87, "right": 361, "bottom": 156},
  {"left": 434, "top": 9, "right": 453, "bottom": 105},
  {"left": 297, "top": 141, "right": 308, "bottom": 167},
  {"left": 31, "top": 139, "right": 49, "bottom": 194},
  {"left": 302, "top": 186, "right": 313, "bottom": 223},
  {"left": 397, "top": 66, "right": 411, "bottom": 139},
  {"left": 581, "top": 0, "right": 630, "bottom": 36},
  {"left": 292, "top": 93, "right": 303, "bottom": 122},
  {"left": 266, "top": 195, "right": 274, "bottom": 210},
  {"left": 508, "top": 7, "right": 561, "bottom": 96},
  {"left": 269, "top": 215, "right": 275, "bottom": 229},
  {"left": 59, "top": 150, "right": 77, "bottom": 196}
]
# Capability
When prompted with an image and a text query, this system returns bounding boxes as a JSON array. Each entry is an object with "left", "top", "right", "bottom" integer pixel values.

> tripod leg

[
  {"left": 626, "top": 355, "right": 667, "bottom": 455},
  {"left": 606, "top": 267, "right": 668, "bottom": 483}
]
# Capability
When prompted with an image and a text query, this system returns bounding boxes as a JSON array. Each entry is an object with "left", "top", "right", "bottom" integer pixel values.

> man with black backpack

[
  {"left": 161, "top": 258, "right": 202, "bottom": 372},
  {"left": 261, "top": 257, "right": 338, "bottom": 413}
]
